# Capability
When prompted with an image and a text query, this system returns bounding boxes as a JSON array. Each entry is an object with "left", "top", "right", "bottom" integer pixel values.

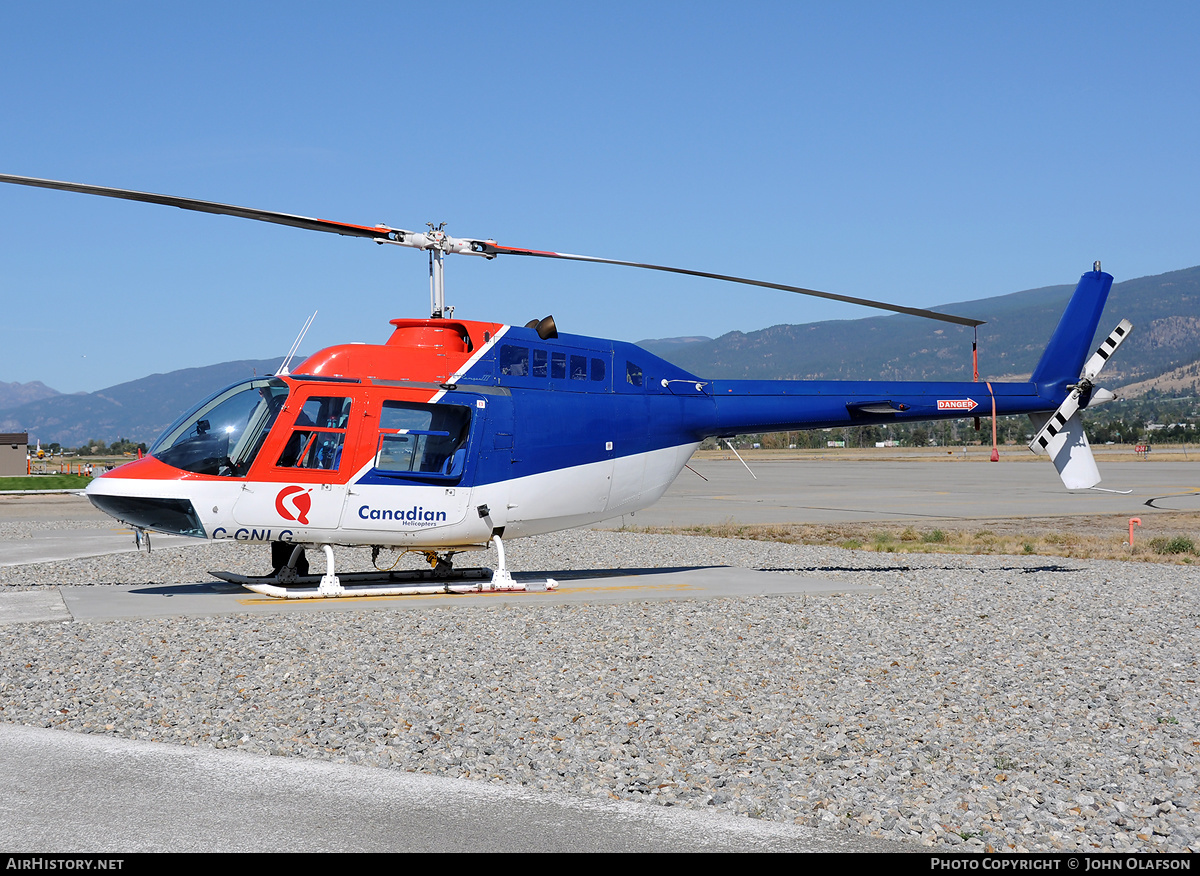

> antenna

[
  {"left": 277, "top": 311, "right": 317, "bottom": 376},
  {"left": 723, "top": 439, "right": 757, "bottom": 480}
]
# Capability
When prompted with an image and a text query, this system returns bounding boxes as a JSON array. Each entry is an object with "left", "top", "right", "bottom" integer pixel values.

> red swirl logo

[{"left": 275, "top": 486, "right": 311, "bottom": 525}]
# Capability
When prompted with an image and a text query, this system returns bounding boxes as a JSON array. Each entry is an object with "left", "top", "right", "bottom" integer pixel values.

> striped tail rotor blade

[
  {"left": 1028, "top": 408, "right": 1102, "bottom": 488},
  {"left": 1028, "top": 390, "right": 1083, "bottom": 455},
  {"left": 1082, "top": 319, "right": 1133, "bottom": 381},
  {"left": 1031, "top": 318, "right": 1133, "bottom": 455}
]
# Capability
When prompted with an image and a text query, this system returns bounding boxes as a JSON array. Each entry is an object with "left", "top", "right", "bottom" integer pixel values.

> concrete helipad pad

[
  {"left": 36, "top": 565, "right": 874, "bottom": 622},
  {"left": 0, "top": 724, "right": 903, "bottom": 853},
  {"left": 0, "top": 526, "right": 197, "bottom": 567},
  {"left": 0, "top": 590, "right": 72, "bottom": 624}
]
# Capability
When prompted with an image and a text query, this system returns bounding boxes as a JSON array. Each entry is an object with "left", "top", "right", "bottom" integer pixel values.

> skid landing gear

[
  {"left": 271, "top": 541, "right": 309, "bottom": 581},
  {"left": 212, "top": 536, "right": 558, "bottom": 599}
]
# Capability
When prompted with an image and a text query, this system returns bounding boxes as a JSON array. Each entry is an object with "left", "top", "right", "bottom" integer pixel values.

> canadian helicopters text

[{"left": 0, "top": 173, "right": 1133, "bottom": 598}]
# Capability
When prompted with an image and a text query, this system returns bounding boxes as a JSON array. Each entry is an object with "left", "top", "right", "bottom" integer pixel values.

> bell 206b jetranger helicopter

[{"left": 0, "top": 173, "right": 1133, "bottom": 599}]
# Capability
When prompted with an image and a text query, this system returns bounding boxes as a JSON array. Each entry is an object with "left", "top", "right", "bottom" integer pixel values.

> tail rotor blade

[
  {"left": 1029, "top": 318, "right": 1133, "bottom": 459},
  {"left": 1029, "top": 392, "right": 1084, "bottom": 454},
  {"left": 1028, "top": 409, "right": 1102, "bottom": 489},
  {"left": 1083, "top": 319, "right": 1133, "bottom": 381}
]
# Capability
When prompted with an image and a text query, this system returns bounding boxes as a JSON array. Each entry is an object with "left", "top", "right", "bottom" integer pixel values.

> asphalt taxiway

[
  {"left": 0, "top": 724, "right": 905, "bottom": 853},
  {"left": 3, "top": 564, "right": 877, "bottom": 623},
  {"left": 607, "top": 457, "right": 1200, "bottom": 527},
  {"left": 1, "top": 457, "right": 1193, "bottom": 853}
]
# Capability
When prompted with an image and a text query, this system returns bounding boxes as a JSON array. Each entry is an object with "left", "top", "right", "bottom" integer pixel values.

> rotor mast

[
  {"left": 428, "top": 234, "right": 446, "bottom": 318},
  {"left": 424, "top": 224, "right": 450, "bottom": 318}
]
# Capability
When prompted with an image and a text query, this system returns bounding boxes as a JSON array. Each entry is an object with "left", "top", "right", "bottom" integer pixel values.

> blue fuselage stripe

[{"left": 352, "top": 326, "right": 1065, "bottom": 489}]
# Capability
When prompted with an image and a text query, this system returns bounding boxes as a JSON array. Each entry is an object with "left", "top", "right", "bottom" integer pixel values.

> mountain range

[
  {"left": 0, "top": 380, "right": 62, "bottom": 411},
  {"left": 638, "top": 265, "right": 1200, "bottom": 387},
  {"left": 0, "top": 359, "right": 285, "bottom": 447},
  {"left": 3, "top": 265, "right": 1198, "bottom": 446}
]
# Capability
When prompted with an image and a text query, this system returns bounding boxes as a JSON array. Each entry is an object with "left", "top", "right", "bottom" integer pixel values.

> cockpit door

[
  {"left": 233, "top": 386, "right": 361, "bottom": 531},
  {"left": 339, "top": 389, "right": 489, "bottom": 537}
]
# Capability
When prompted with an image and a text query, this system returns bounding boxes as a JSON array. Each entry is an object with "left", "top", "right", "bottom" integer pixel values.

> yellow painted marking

[
  {"left": 238, "top": 594, "right": 420, "bottom": 605},
  {"left": 235, "top": 591, "right": 528, "bottom": 606},
  {"left": 234, "top": 581, "right": 699, "bottom": 605},
  {"left": 550, "top": 583, "right": 699, "bottom": 594}
]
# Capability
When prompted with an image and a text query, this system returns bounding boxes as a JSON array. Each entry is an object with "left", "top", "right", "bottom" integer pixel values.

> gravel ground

[{"left": 1, "top": 523, "right": 1197, "bottom": 853}]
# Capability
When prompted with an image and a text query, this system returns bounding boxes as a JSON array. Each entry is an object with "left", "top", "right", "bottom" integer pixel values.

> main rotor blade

[
  {"left": 476, "top": 243, "right": 985, "bottom": 327},
  {"left": 2, "top": 173, "right": 985, "bottom": 327},
  {"left": 0, "top": 173, "right": 396, "bottom": 240}
]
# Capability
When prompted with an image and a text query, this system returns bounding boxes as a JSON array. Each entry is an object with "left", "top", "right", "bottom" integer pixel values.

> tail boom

[{"left": 700, "top": 378, "right": 1057, "bottom": 436}]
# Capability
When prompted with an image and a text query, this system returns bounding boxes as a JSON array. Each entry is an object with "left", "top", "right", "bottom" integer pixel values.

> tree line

[{"left": 711, "top": 392, "right": 1199, "bottom": 449}]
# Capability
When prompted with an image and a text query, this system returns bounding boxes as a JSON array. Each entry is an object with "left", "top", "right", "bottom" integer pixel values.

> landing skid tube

[
  {"left": 214, "top": 536, "right": 558, "bottom": 599},
  {"left": 212, "top": 566, "right": 502, "bottom": 598}
]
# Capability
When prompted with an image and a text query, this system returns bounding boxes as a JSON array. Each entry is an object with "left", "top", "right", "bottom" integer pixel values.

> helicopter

[{"left": 0, "top": 173, "right": 1133, "bottom": 598}]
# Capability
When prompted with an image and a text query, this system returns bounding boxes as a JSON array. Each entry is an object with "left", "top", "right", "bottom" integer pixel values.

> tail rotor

[{"left": 1028, "top": 318, "right": 1133, "bottom": 488}]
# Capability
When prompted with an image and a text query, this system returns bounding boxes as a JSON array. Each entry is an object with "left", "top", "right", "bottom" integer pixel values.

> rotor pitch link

[{"left": 373, "top": 228, "right": 496, "bottom": 257}]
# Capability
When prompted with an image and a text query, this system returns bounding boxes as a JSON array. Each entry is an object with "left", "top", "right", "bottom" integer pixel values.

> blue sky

[{"left": 2, "top": 2, "right": 1197, "bottom": 393}]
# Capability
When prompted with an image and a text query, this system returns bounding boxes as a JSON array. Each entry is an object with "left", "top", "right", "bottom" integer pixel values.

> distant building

[{"left": 0, "top": 433, "right": 28, "bottom": 476}]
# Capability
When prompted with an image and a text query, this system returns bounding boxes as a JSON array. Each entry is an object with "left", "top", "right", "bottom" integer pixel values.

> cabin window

[
  {"left": 499, "top": 345, "right": 529, "bottom": 377},
  {"left": 570, "top": 355, "right": 587, "bottom": 380},
  {"left": 151, "top": 378, "right": 289, "bottom": 477},
  {"left": 375, "top": 401, "right": 471, "bottom": 478},
  {"left": 276, "top": 396, "right": 351, "bottom": 470},
  {"left": 591, "top": 358, "right": 606, "bottom": 381},
  {"left": 551, "top": 352, "right": 566, "bottom": 379},
  {"left": 532, "top": 349, "right": 548, "bottom": 378},
  {"left": 626, "top": 361, "right": 643, "bottom": 386},
  {"left": 298, "top": 396, "right": 351, "bottom": 430}
]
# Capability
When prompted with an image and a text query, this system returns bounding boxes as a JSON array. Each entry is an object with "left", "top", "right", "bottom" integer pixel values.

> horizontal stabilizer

[{"left": 1028, "top": 411, "right": 1101, "bottom": 489}]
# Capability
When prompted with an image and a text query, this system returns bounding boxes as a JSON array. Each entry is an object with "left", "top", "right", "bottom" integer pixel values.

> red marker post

[{"left": 1128, "top": 518, "right": 1142, "bottom": 546}]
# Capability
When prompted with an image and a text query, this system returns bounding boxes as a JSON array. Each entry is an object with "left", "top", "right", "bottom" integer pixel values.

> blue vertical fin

[{"left": 1030, "top": 269, "right": 1114, "bottom": 388}]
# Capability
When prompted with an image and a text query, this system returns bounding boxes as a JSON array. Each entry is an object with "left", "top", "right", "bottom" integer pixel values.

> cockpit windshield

[{"left": 150, "top": 378, "right": 289, "bottom": 476}]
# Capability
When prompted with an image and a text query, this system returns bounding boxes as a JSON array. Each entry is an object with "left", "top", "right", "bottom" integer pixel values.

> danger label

[{"left": 937, "top": 398, "right": 979, "bottom": 411}]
